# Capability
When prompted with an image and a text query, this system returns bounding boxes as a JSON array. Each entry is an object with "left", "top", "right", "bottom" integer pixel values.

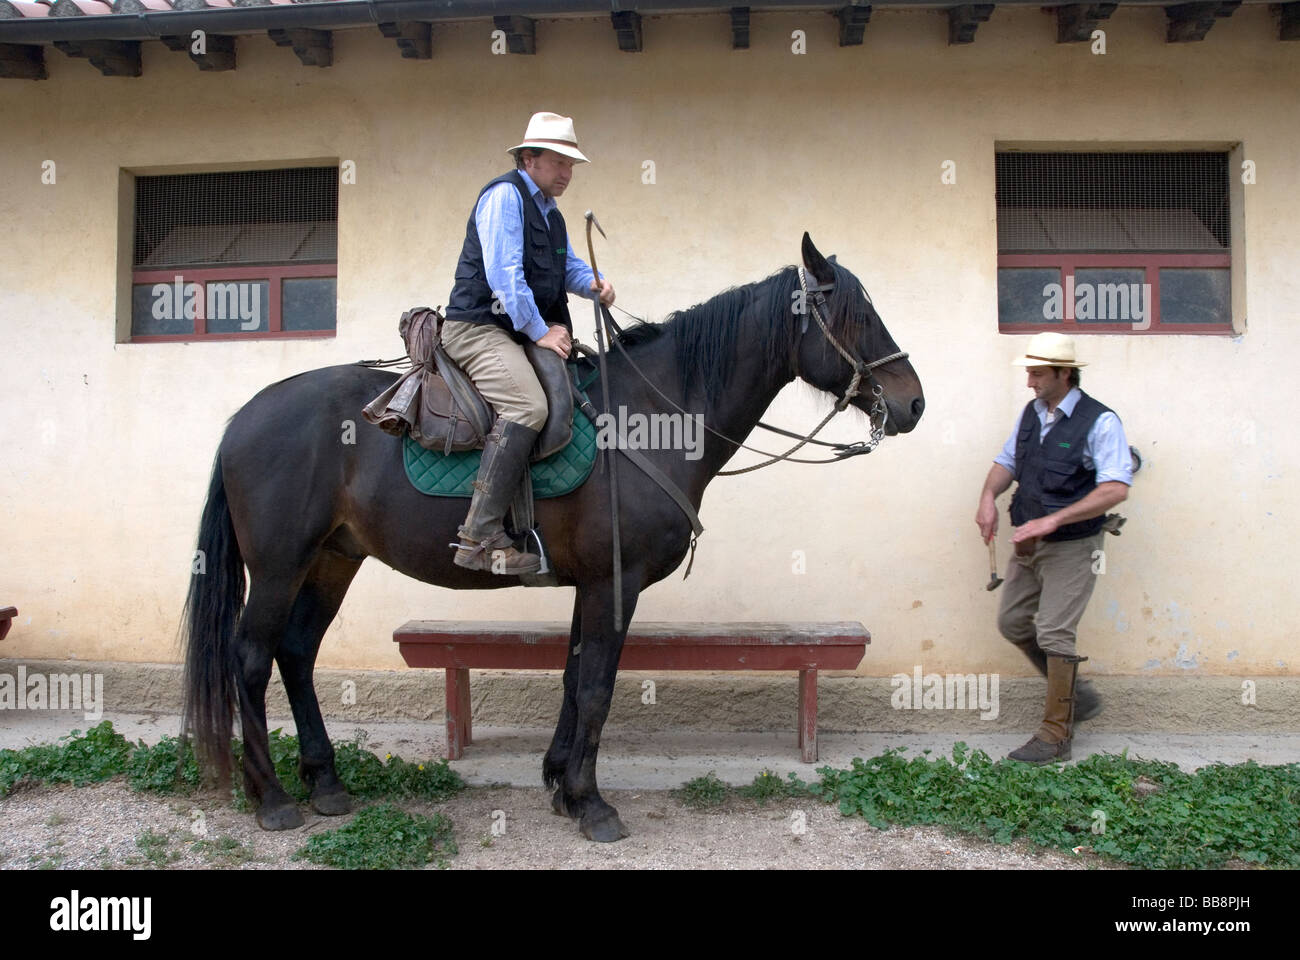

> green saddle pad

[{"left": 403, "top": 404, "right": 598, "bottom": 499}]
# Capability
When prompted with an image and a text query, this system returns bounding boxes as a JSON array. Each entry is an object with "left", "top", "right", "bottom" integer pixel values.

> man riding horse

[{"left": 441, "top": 111, "right": 616, "bottom": 575}]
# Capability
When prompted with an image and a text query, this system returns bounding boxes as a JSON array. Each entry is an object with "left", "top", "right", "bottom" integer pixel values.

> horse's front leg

[
  {"left": 560, "top": 576, "right": 638, "bottom": 842},
  {"left": 543, "top": 589, "right": 582, "bottom": 814}
]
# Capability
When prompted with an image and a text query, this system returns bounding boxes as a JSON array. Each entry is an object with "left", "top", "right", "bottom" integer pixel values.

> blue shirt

[
  {"left": 474, "top": 168, "right": 602, "bottom": 343},
  {"left": 994, "top": 387, "right": 1133, "bottom": 485}
]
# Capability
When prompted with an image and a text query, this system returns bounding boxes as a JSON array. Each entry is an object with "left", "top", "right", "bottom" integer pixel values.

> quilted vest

[
  {"left": 1009, "top": 391, "right": 1113, "bottom": 542},
  {"left": 445, "top": 170, "right": 573, "bottom": 342}
]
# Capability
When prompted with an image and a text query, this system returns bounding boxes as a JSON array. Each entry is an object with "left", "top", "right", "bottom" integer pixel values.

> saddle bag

[{"left": 361, "top": 307, "right": 493, "bottom": 454}]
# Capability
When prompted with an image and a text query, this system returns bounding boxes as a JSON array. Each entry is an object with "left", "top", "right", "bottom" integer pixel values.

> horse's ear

[{"left": 801, "top": 233, "right": 835, "bottom": 286}]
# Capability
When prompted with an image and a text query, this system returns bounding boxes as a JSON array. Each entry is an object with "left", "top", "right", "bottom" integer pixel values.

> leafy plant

[
  {"left": 293, "top": 803, "right": 457, "bottom": 870},
  {"left": 126, "top": 735, "right": 203, "bottom": 794},
  {"left": 190, "top": 834, "right": 256, "bottom": 866},
  {"left": 676, "top": 772, "right": 730, "bottom": 809},
  {"left": 0, "top": 722, "right": 133, "bottom": 795},
  {"left": 813, "top": 744, "right": 1300, "bottom": 869},
  {"left": 132, "top": 829, "right": 180, "bottom": 867},
  {"left": 737, "top": 768, "right": 812, "bottom": 805}
]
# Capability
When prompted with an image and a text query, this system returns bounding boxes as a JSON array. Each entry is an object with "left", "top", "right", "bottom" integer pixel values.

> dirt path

[{"left": 0, "top": 780, "right": 1110, "bottom": 870}]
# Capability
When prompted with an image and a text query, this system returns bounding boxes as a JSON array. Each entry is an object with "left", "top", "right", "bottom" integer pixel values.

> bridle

[
  {"left": 592, "top": 266, "right": 910, "bottom": 475},
  {"left": 784, "top": 267, "right": 910, "bottom": 465}
]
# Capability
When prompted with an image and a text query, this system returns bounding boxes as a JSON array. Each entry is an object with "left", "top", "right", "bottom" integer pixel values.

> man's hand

[
  {"left": 591, "top": 278, "right": 615, "bottom": 307},
  {"left": 1011, "top": 516, "right": 1059, "bottom": 543},
  {"left": 537, "top": 324, "right": 572, "bottom": 359},
  {"left": 1011, "top": 481, "right": 1128, "bottom": 543},
  {"left": 976, "top": 464, "right": 1013, "bottom": 543},
  {"left": 975, "top": 498, "right": 1000, "bottom": 544}
]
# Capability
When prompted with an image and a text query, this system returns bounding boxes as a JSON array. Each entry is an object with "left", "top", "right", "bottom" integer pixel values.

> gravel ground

[{"left": 0, "top": 779, "right": 1114, "bottom": 870}]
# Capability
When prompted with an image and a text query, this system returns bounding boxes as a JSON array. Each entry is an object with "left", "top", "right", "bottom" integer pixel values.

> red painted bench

[
  {"left": 393, "top": 620, "right": 869, "bottom": 763},
  {"left": 0, "top": 607, "right": 16, "bottom": 644}
]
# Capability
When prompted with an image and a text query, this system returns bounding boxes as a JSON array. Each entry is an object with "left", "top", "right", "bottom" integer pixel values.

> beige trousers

[
  {"left": 997, "top": 532, "right": 1104, "bottom": 658},
  {"left": 440, "top": 319, "right": 548, "bottom": 431}
]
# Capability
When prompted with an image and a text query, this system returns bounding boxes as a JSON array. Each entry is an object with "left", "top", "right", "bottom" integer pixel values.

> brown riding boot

[
  {"left": 1018, "top": 641, "right": 1102, "bottom": 722},
  {"left": 1009, "top": 654, "right": 1085, "bottom": 764},
  {"left": 451, "top": 418, "right": 541, "bottom": 575}
]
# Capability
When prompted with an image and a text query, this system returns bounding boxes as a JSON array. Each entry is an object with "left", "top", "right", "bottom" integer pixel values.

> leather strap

[{"left": 574, "top": 396, "right": 704, "bottom": 538}]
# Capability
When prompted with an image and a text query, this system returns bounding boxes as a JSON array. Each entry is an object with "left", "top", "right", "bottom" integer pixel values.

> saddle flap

[
  {"left": 432, "top": 341, "right": 496, "bottom": 441},
  {"left": 524, "top": 341, "right": 574, "bottom": 461}
]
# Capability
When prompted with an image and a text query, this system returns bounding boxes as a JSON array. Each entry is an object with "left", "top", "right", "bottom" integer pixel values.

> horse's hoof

[
  {"left": 580, "top": 809, "right": 630, "bottom": 843},
  {"left": 310, "top": 785, "right": 351, "bottom": 817},
  {"left": 256, "top": 802, "right": 305, "bottom": 831}
]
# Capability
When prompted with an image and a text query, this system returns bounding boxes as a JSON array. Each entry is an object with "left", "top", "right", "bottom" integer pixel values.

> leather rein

[{"left": 587, "top": 267, "right": 909, "bottom": 476}]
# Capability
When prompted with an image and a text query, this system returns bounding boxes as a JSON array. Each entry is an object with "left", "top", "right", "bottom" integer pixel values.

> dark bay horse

[{"left": 181, "top": 234, "right": 924, "bottom": 842}]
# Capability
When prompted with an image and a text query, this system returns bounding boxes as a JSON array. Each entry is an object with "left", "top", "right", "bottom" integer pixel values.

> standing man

[
  {"left": 442, "top": 112, "right": 615, "bottom": 575},
  {"left": 975, "top": 332, "right": 1132, "bottom": 763}
]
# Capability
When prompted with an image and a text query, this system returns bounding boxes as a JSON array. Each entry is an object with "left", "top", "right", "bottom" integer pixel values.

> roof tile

[
  {"left": 49, "top": 0, "right": 115, "bottom": 16},
  {"left": 0, "top": 1, "right": 54, "bottom": 17}
]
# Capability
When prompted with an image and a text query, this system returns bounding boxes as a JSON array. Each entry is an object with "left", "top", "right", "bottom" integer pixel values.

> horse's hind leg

[
  {"left": 543, "top": 590, "right": 583, "bottom": 815},
  {"left": 277, "top": 546, "right": 362, "bottom": 817},
  {"left": 235, "top": 577, "right": 305, "bottom": 830}
]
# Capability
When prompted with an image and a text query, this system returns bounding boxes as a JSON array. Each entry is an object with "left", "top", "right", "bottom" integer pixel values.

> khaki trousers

[
  {"left": 997, "top": 532, "right": 1104, "bottom": 658},
  {"left": 440, "top": 319, "right": 548, "bottom": 431}
]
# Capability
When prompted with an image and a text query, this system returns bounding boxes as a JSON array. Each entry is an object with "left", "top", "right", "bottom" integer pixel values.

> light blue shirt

[
  {"left": 473, "top": 168, "right": 602, "bottom": 343},
  {"left": 994, "top": 388, "right": 1133, "bottom": 485}
]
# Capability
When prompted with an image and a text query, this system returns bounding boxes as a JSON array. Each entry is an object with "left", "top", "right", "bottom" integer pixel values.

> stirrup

[{"left": 450, "top": 532, "right": 541, "bottom": 574}]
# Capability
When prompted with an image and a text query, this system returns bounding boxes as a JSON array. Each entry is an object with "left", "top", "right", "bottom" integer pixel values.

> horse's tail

[{"left": 180, "top": 451, "right": 245, "bottom": 788}]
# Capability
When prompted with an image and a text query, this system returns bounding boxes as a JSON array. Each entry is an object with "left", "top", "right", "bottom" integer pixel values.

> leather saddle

[{"left": 362, "top": 307, "right": 575, "bottom": 461}]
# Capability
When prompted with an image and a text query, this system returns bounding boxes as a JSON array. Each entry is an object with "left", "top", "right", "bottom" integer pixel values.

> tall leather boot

[
  {"left": 451, "top": 418, "right": 541, "bottom": 575},
  {"left": 1008, "top": 654, "right": 1085, "bottom": 764},
  {"left": 1017, "top": 641, "right": 1102, "bottom": 722}
]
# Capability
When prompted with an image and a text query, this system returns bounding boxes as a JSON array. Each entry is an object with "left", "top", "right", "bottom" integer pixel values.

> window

[
  {"left": 996, "top": 152, "right": 1232, "bottom": 334},
  {"left": 129, "top": 166, "right": 337, "bottom": 341}
]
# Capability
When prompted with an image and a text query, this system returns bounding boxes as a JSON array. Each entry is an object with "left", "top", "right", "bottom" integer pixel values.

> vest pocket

[{"left": 1041, "top": 460, "right": 1081, "bottom": 496}]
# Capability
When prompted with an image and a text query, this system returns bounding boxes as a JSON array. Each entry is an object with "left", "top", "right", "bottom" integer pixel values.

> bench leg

[
  {"left": 798, "top": 668, "right": 818, "bottom": 763},
  {"left": 459, "top": 669, "right": 472, "bottom": 745},
  {"left": 445, "top": 668, "right": 470, "bottom": 760}
]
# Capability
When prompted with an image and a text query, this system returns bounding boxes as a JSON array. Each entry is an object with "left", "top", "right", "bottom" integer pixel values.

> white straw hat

[
  {"left": 1011, "top": 332, "right": 1088, "bottom": 368},
  {"left": 508, "top": 112, "right": 589, "bottom": 163}
]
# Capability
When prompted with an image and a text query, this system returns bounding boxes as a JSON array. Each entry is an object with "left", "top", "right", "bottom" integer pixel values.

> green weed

[
  {"left": 676, "top": 772, "right": 730, "bottom": 809},
  {"left": 293, "top": 803, "right": 457, "bottom": 870},
  {"left": 736, "top": 768, "right": 812, "bottom": 805},
  {"left": 0, "top": 722, "right": 133, "bottom": 795},
  {"left": 813, "top": 743, "right": 1300, "bottom": 869}
]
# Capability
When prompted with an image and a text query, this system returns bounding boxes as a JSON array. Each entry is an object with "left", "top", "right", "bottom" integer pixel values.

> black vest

[
  {"left": 1009, "top": 391, "right": 1114, "bottom": 542},
  {"left": 445, "top": 171, "right": 573, "bottom": 343}
]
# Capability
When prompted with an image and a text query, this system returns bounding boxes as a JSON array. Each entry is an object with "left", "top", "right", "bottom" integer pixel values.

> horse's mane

[{"left": 615, "top": 259, "right": 873, "bottom": 406}]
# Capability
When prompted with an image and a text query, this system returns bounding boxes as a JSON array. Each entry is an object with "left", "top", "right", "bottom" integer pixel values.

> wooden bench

[
  {"left": 0, "top": 607, "right": 16, "bottom": 644},
  {"left": 393, "top": 620, "right": 869, "bottom": 763}
]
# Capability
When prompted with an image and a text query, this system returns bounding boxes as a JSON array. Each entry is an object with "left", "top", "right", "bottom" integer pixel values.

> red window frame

[
  {"left": 130, "top": 263, "right": 337, "bottom": 342},
  {"left": 997, "top": 253, "right": 1232, "bottom": 335}
]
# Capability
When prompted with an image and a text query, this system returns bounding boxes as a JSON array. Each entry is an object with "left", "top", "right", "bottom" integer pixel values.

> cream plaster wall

[{"left": 0, "top": 7, "right": 1296, "bottom": 676}]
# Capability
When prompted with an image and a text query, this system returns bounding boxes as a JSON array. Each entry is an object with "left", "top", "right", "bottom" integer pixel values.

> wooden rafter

[{"left": 948, "top": 4, "right": 994, "bottom": 44}]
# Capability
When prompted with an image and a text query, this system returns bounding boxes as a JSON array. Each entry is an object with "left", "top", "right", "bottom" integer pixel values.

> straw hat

[
  {"left": 508, "top": 112, "right": 589, "bottom": 163},
  {"left": 1010, "top": 332, "right": 1088, "bottom": 368}
]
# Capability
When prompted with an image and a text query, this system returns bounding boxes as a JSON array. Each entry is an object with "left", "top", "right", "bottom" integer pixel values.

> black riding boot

[{"left": 452, "top": 418, "right": 541, "bottom": 575}]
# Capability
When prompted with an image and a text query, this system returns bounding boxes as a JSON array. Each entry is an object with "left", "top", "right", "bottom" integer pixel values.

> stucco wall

[{"left": 0, "top": 7, "right": 1296, "bottom": 678}]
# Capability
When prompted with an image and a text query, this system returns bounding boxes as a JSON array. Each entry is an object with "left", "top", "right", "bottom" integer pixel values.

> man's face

[
  {"left": 1026, "top": 365, "right": 1071, "bottom": 405},
  {"left": 522, "top": 150, "right": 576, "bottom": 199}
]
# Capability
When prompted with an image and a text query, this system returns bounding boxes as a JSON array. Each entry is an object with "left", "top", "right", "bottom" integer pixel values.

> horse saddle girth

[{"left": 362, "top": 307, "right": 574, "bottom": 461}]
